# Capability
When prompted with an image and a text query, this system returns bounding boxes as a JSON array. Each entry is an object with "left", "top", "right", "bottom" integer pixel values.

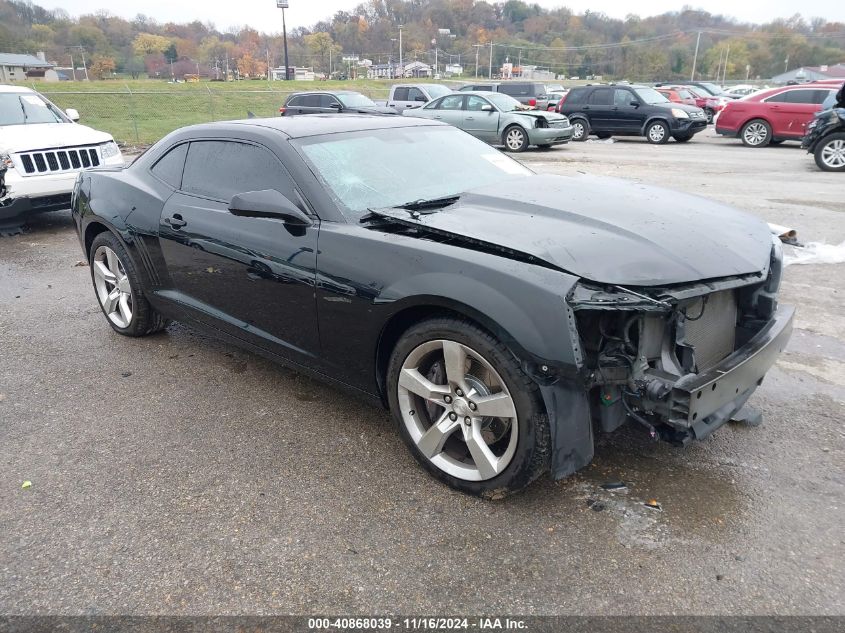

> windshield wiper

[{"left": 396, "top": 194, "right": 461, "bottom": 213}]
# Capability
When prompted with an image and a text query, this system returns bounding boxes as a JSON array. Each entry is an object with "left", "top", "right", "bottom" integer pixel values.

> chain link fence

[{"left": 39, "top": 85, "right": 392, "bottom": 148}]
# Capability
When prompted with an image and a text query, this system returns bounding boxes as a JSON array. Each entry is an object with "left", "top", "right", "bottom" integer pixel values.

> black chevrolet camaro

[{"left": 72, "top": 115, "right": 793, "bottom": 496}]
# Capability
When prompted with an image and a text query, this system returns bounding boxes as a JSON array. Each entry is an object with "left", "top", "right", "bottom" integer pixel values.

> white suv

[{"left": 0, "top": 85, "right": 124, "bottom": 231}]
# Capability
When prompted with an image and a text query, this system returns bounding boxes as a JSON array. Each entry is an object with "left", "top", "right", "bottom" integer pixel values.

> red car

[
  {"left": 655, "top": 86, "right": 698, "bottom": 107},
  {"left": 715, "top": 83, "right": 838, "bottom": 147}
]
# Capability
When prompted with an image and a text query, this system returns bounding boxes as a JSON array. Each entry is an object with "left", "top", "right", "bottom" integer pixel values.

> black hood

[
  {"left": 372, "top": 174, "right": 772, "bottom": 286},
  {"left": 650, "top": 102, "right": 702, "bottom": 115}
]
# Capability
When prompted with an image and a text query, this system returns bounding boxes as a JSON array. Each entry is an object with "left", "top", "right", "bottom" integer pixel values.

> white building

[
  {"left": 403, "top": 61, "right": 432, "bottom": 78},
  {"left": 445, "top": 63, "right": 463, "bottom": 76},
  {"left": 0, "top": 52, "right": 54, "bottom": 82}
]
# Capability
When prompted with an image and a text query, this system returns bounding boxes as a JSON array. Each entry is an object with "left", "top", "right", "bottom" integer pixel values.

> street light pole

[
  {"left": 277, "top": 1, "right": 291, "bottom": 80},
  {"left": 489, "top": 40, "right": 493, "bottom": 79},
  {"left": 399, "top": 25, "right": 403, "bottom": 79},
  {"left": 690, "top": 31, "right": 701, "bottom": 81}
]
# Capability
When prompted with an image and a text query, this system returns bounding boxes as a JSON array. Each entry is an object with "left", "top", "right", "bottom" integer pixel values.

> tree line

[{"left": 1, "top": 0, "right": 843, "bottom": 81}]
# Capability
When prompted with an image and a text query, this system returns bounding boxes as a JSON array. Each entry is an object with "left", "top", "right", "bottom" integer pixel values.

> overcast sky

[{"left": 49, "top": 0, "right": 844, "bottom": 32}]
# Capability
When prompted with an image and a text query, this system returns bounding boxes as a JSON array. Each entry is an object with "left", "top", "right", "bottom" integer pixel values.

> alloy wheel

[
  {"left": 505, "top": 128, "right": 526, "bottom": 151},
  {"left": 92, "top": 245, "right": 134, "bottom": 329},
  {"left": 820, "top": 139, "right": 845, "bottom": 169},
  {"left": 743, "top": 122, "right": 769, "bottom": 146},
  {"left": 572, "top": 121, "right": 585, "bottom": 140},
  {"left": 648, "top": 123, "right": 667, "bottom": 143},
  {"left": 397, "top": 339, "right": 519, "bottom": 482}
]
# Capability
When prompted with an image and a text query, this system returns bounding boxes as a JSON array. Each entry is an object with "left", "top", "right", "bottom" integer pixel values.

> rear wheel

[
  {"left": 741, "top": 119, "right": 772, "bottom": 147},
  {"left": 646, "top": 120, "right": 670, "bottom": 144},
  {"left": 387, "top": 318, "right": 550, "bottom": 497},
  {"left": 502, "top": 125, "right": 529, "bottom": 152},
  {"left": 89, "top": 232, "right": 168, "bottom": 337},
  {"left": 570, "top": 118, "right": 589, "bottom": 142},
  {"left": 814, "top": 133, "right": 845, "bottom": 172}
]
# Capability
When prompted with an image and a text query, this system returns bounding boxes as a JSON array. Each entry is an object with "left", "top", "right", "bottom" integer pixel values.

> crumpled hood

[
  {"left": 0, "top": 122, "right": 113, "bottom": 153},
  {"left": 373, "top": 174, "right": 772, "bottom": 286},
  {"left": 512, "top": 110, "right": 568, "bottom": 121}
]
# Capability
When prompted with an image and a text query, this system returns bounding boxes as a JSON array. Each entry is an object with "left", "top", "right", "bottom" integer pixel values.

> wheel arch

[
  {"left": 641, "top": 116, "right": 670, "bottom": 134},
  {"left": 84, "top": 220, "right": 112, "bottom": 258},
  {"left": 374, "top": 298, "right": 527, "bottom": 404}
]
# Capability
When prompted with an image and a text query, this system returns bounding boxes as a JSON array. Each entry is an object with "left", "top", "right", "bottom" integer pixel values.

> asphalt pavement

[{"left": 0, "top": 130, "right": 843, "bottom": 615}]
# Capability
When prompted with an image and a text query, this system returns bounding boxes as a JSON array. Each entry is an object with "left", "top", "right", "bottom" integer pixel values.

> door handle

[
  {"left": 165, "top": 214, "right": 187, "bottom": 229},
  {"left": 583, "top": 106, "right": 591, "bottom": 110},
  {"left": 434, "top": 115, "right": 442, "bottom": 119},
  {"left": 466, "top": 116, "right": 475, "bottom": 120}
]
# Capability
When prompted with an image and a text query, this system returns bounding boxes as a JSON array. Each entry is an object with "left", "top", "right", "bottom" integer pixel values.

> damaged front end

[{"left": 569, "top": 236, "right": 794, "bottom": 446}]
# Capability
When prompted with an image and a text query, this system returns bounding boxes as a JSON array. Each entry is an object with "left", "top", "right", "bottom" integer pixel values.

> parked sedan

[
  {"left": 72, "top": 115, "right": 792, "bottom": 497},
  {"left": 716, "top": 84, "right": 837, "bottom": 146},
  {"left": 403, "top": 92, "right": 572, "bottom": 151},
  {"left": 280, "top": 90, "right": 396, "bottom": 116}
]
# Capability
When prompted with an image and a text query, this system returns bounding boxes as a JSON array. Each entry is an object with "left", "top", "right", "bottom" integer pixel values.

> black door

[
  {"left": 612, "top": 87, "right": 647, "bottom": 133},
  {"left": 157, "top": 139, "right": 320, "bottom": 363},
  {"left": 584, "top": 87, "right": 614, "bottom": 130}
]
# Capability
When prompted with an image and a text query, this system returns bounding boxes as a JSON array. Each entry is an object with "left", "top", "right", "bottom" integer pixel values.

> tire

[
  {"left": 502, "top": 125, "right": 529, "bottom": 152},
  {"left": 89, "top": 232, "right": 168, "bottom": 337},
  {"left": 673, "top": 134, "right": 693, "bottom": 143},
  {"left": 740, "top": 119, "right": 772, "bottom": 147},
  {"left": 814, "top": 133, "right": 845, "bottom": 172},
  {"left": 387, "top": 317, "right": 551, "bottom": 498},
  {"left": 704, "top": 108, "right": 715, "bottom": 124},
  {"left": 595, "top": 132, "right": 612, "bottom": 140},
  {"left": 570, "top": 118, "right": 589, "bottom": 141},
  {"left": 645, "top": 120, "right": 670, "bottom": 144}
]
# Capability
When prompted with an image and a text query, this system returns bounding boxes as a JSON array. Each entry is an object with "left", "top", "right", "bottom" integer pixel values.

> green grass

[{"left": 32, "top": 78, "right": 444, "bottom": 145}]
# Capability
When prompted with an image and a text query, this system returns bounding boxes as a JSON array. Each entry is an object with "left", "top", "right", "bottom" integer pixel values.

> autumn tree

[
  {"left": 132, "top": 32, "right": 171, "bottom": 56},
  {"left": 88, "top": 54, "right": 116, "bottom": 79}
]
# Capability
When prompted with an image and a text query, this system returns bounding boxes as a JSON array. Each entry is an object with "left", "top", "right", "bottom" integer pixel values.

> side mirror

[
  {"left": 229, "top": 189, "right": 313, "bottom": 226},
  {"left": 66, "top": 108, "right": 80, "bottom": 121},
  {"left": 415, "top": 95, "right": 427, "bottom": 102},
  {"left": 329, "top": 102, "right": 343, "bottom": 110},
  {"left": 481, "top": 104, "right": 494, "bottom": 112},
  {"left": 629, "top": 100, "right": 640, "bottom": 108}
]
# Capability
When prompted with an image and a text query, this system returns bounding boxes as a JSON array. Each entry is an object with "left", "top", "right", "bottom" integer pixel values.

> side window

[
  {"left": 301, "top": 94, "right": 321, "bottom": 108},
  {"left": 500, "top": 83, "right": 529, "bottom": 96},
  {"left": 765, "top": 92, "right": 789, "bottom": 103},
  {"left": 438, "top": 95, "right": 465, "bottom": 110},
  {"left": 407, "top": 87, "right": 425, "bottom": 102},
  {"left": 614, "top": 89, "right": 634, "bottom": 107},
  {"left": 286, "top": 96, "right": 303, "bottom": 107},
  {"left": 181, "top": 141, "right": 295, "bottom": 202},
  {"left": 588, "top": 88, "right": 611, "bottom": 105},
  {"left": 565, "top": 89, "right": 586, "bottom": 105},
  {"left": 813, "top": 90, "right": 834, "bottom": 104},
  {"left": 150, "top": 142, "right": 188, "bottom": 189},
  {"left": 393, "top": 87, "right": 409, "bottom": 101},
  {"left": 784, "top": 90, "right": 817, "bottom": 104},
  {"left": 319, "top": 94, "right": 340, "bottom": 108},
  {"left": 466, "top": 95, "right": 490, "bottom": 111}
]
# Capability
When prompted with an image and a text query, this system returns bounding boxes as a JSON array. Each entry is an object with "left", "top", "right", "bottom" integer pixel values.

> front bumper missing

[{"left": 668, "top": 304, "right": 794, "bottom": 437}]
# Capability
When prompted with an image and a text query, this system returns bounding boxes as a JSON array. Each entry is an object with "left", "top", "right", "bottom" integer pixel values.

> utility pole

[
  {"left": 716, "top": 48, "right": 724, "bottom": 82},
  {"left": 489, "top": 40, "right": 493, "bottom": 79},
  {"left": 225, "top": 53, "right": 229, "bottom": 81},
  {"left": 690, "top": 31, "right": 701, "bottom": 81},
  {"left": 69, "top": 53, "right": 76, "bottom": 81},
  {"left": 399, "top": 25, "right": 403, "bottom": 79},
  {"left": 722, "top": 45, "right": 730, "bottom": 84},
  {"left": 473, "top": 44, "right": 482, "bottom": 78}
]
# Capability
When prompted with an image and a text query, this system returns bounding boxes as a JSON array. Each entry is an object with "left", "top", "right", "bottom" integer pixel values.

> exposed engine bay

[{"left": 569, "top": 236, "right": 789, "bottom": 445}]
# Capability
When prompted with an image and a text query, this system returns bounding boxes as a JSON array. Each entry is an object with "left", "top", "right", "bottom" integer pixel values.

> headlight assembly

[
  {"left": 671, "top": 108, "right": 690, "bottom": 119},
  {"left": 100, "top": 141, "right": 121, "bottom": 159}
]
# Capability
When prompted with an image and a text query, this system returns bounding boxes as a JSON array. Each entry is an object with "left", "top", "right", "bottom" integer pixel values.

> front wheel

[
  {"left": 387, "top": 318, "right": 550, "bottom": 497},
  {"left": 502, "top": 125, "right": 529, "bottom": 152},
  {"left": 741, "top": 119, "right": 772, "bottom": 147},
  {"left": 646, "top": 120, "right": 670, "bottom": 144},
  {"left": 704, "top": 108, "right": 715, "bottom": 124},
  {"left": 814, "top": 133, "right": 845, "bottom": 172},
  {"left": 89, "top": 232, "right": 168, "bottom": 337}
]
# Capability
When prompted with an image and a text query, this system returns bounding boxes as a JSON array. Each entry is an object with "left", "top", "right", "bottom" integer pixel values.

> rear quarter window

[
  {"left": 499, "top": 84, "right": 530, "bottom": 96},
  {"left": 565, "top": 88, "right": 587, "bottom": 105},
  {"left": 150, "top": 143, "right": 188, "bottom": 189}
]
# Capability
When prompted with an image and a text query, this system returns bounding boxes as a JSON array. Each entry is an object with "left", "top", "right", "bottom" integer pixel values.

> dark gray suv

[
  {"left": 558, "top": 84, "right": 708, "bottom": 143},
  {"left": 459, "top": 82, "right": 550, "bottom": 110}
]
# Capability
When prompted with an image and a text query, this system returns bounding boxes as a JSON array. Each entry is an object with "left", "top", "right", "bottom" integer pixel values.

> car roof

[
  {"left": 186, "top": 114, "right": 446, "bottom": 139},
  {"left": 289, "top": 90, "right": 363, "bottom": 97},
  {"left": 0, "top": 84, "right": 35, "bottom": 94}
]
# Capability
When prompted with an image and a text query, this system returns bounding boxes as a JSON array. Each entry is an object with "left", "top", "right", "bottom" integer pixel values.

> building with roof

[
  {"left": 771, "top": 63, "right": 845, "bottom": 84},
  {"left": 0, "top": 52, "right": 54, "bottom": 82}
]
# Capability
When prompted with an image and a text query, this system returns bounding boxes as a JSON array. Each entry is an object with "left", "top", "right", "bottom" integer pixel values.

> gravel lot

[{"left": 1, "top": 130, "right": 843, "bottom": 616}]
